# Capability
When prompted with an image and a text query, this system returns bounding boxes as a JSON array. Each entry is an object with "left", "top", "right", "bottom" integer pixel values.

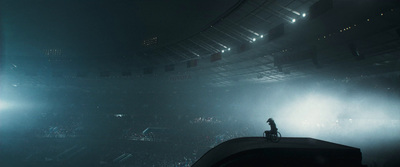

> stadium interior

[{"left": 1, "top": 0, "right": 400, "bottom": 166}]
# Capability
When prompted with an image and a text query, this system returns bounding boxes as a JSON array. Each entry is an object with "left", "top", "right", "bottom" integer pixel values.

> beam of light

[
  {"left": 269, "top": 91, "right": 400, "bottom": 148},
  {"left": 0, "top": 100, "right": 9, "bottom": 111},
  {"left": 263, "top": 5, "right": 297, "bottom": 23},
  {"left": 0, "top": 99, "right": 38, "bottom": 112},
  {"left": 218, "top": 23, "right": 253, "bottom": 42},
  {"left": 199, "top": 33, "right": 227, "bottom": 51},
  {"left": 277, "top": 4, "right": 301, "bottom": 16},
  {"left": 276, "top": 93, "right": 343, "bottom": 136},
  {"left": 225, "top": 19, "right": 259, "bottom": 37},
  {"left": 211, "top": 27, "right": 243, "bottom": 43}
]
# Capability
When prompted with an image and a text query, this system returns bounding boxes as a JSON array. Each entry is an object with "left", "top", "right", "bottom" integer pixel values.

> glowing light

[
  {"left": 367, "top": 18, "right": 370, "bottom": 22},
  {"left": 302, "top": 13, "right": 306, "bottom": 17},
  {"left": 221, "top": 50, "right": 225, "bottom": 53},
  {"left": 260, "top": 35, "right": 264, "bottom": 38},
  {"left": 292, "top": 19, "right": 296, "bottom": 23},
  {"left": 267, "top": 88, "right": 400, "bottom": 147},
  {"left": 0, "top": 100, "right": 9, "bottom": 111},
  {"left": 114, "top": 114, "right": 124, "bottom": 118},
  {"left": 227, "top": 48, "right": 231, "bottom": 51},
  {"left": 252, "top": 38, "right": 256, "bottom": 42},
  {"left": 277, "top": 94, "right": 343, "bottom": 135}
]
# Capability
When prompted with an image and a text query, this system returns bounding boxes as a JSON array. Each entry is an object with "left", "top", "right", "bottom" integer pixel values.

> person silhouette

[{"left": 265, "top": 118, "right": 277, "bottom": 136}]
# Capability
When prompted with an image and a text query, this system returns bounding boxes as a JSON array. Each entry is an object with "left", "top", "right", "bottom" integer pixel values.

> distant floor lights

[
  {"left": 292, "top": 19, "right": 296, "bottom": 23},
  {"left": 302, "top": 13, "right": 306, "bottom": 17},
  {"left": 260, "top": 35, "right": 264, "bottom": 38},
  {"left": 252, "top": 38, "right": 256, "bottom": 42}
]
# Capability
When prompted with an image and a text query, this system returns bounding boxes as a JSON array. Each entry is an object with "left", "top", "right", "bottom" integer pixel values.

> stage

[{"left": 193, "top": 137, "right": 365, "bottom": 167}]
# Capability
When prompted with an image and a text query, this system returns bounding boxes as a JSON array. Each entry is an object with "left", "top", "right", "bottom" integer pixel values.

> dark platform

[{"left": 192, "top": 137, "right": 364, "bottom": 167}]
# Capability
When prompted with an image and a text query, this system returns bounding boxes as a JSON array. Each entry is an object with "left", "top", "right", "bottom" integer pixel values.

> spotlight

[
  {"left": 292, "top": 19, "right": 296, "bottom": 23},
  {"left": 260, "top": 35, "right": 264, "bottom": 38},
  {"left": 114, "top": 114, "right": 124, "bottom": 118},
  {"left": 222, "top": 50, "right": 225, "bottom": 53},
  {"left": 302, "top": 13, "right": 306, "bottom": 17},
  {"left": 252, "top": 38, "right": 256, "bottom": 42}
]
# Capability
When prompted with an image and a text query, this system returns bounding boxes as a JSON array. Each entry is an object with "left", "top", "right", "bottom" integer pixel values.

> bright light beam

[
  {"left": 271, "top": 91, "right": 400, "bottom": 148},
  {"left": 0, "top": 100, "right": 9, "bottom": 111}
]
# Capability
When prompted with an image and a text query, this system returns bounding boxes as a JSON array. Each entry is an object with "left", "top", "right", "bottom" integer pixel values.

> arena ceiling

[{"left": 1, "top": 0, "right": 399, "bottom": 90}]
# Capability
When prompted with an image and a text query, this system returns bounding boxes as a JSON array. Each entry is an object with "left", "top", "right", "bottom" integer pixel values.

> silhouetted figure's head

[{"left": 267, "top": 118, "right": 274, "bottom": 124}]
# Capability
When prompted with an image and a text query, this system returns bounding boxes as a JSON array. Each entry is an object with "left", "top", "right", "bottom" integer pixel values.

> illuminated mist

[
  {"left": 1, "top": 74, "right": 399, "bottom": 165},
  {"left": 234, "top": 78, "right": 400, "bottom": 165}
]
